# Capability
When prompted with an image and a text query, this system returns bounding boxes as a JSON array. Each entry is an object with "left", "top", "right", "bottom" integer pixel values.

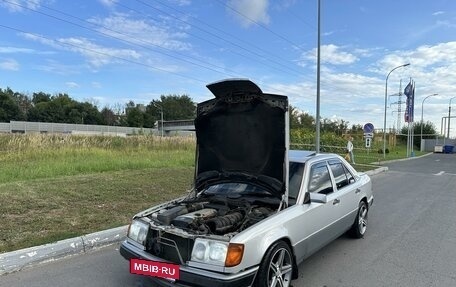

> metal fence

[{"left": 0, "top": 121, "right": 157, "bottom": 135}]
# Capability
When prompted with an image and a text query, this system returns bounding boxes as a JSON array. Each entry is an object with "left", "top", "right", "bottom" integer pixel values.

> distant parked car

[{"left": 120, "top": 79, "right": 373, "bottom": 287}]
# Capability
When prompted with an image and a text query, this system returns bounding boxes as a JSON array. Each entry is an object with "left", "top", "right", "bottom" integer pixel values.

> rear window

[{"left": 329, "top": 160, "right": 354, "bottom": 190}]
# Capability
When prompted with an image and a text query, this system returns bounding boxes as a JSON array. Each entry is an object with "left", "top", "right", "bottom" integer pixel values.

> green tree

[
  {"left": 125, "top": 101, "right": 145, "bottom": 127},
  {"left": 78, "top": 102, "right": 102, "bottom": 124},
  {"left": 100, "top": 107, "right": 117, "bottom": 125},
  {"left": 5, "top": 88, "right": 32, "bottom": 118},
  {"left": 145, "top": 95, "right": 195, "bottom": 127},
  {"left": 0, "top": 88, "right": 24, "bottom": 122},
  {"left": 27, "top": 93, "right": 103, "bottom": 124},
  {"left": 289, "top": 106, "right": 314, "bottom": 130},
  {"left": 399, "top": 121, "right": 437, "bottom": 148},
  {"left": 32, "top": 92, "right": 51, "bottom": 104},
  {"left": 321, "top": 119, "right": 349, "bottom": 135},
  {"left": 350, "top": 124, "right": 364, "bottom": 133}
]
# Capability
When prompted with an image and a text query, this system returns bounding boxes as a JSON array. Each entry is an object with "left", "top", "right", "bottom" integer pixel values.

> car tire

[
  {"left": 254, "top": 241, "right": 294, "bottom": 287},
  {"left": 349, "top": 201, "right": 368, "bottom": 238}
]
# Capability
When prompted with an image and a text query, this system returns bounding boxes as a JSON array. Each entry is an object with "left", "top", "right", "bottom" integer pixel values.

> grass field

[
  {"left": 0, "top": 134, "right": 195, "bottom": 252},
  {"left": 0, "top": 133, "right": 417, "bottom": 253}
]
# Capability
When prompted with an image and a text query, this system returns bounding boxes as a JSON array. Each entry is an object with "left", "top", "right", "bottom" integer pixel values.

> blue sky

[{"left": 1, "top": 0, "right": 456, "bottom": 136}]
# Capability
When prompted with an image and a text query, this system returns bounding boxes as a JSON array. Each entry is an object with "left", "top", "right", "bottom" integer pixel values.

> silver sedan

[{"left": 120, "top": 79, "right": 373, "bottom": 287}]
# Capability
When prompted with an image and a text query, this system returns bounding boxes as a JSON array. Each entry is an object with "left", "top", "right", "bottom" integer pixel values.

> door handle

[
  {"left": 355, "top": 188, "right": 361, "bottom": 194},
  {"left": 333, "top": 199, "right": 340, "bottom": 205}
]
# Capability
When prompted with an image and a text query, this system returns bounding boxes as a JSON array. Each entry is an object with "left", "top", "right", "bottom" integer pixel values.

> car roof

[{"left": 289, "top": 150, "right": 340, "bottom": 163}]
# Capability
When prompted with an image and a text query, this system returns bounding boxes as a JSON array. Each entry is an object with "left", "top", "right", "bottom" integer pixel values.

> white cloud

[
  {"left": 266, "top": 81, "right": 315, "bottom": 105},
  {"left": 227, "top": 0, "right": 270, "bottom": 28},
  {"left": 59, "top": 37, "right": 141, "bottom": 67},
  {"left": 88, "top": 13, "right": 191, "bottom": 51},
  {"left": 432, "top": 11, "right": 444, "bottom": 16},
  {"left": 0, "top": 46, "right": 55, "bottom": 55},
  {"left": 98, "top": 0, "right": 117, "bottom": 8},
  {"left": 275, "top": 41, "right": 456, "bottom": 131},
  {"left": 167, "top": 0, "right": 191, "bottom": 6},
  {"left": 301, "top": 44, "right": 359, "bottom": 66},
  {"left": 1, "top": 0, "right": 44, "bottom": 12},
  {"left": 0, "top": 58, "right": 19, "bottom": 71},
  {"left": 376, "top": 42, "right": 456, "bottom": 72},
  {"left": 36, "top": 59, "right": 83, "bottom": 75},
  {"left": 0, "top": 46, "right": 35, "bottom": 53},
  {"left": 65, "top": 81, "right": 79, "bottom": 88},
  {"left": 21, "top": 33, "right": 141, "bottom": 68}
]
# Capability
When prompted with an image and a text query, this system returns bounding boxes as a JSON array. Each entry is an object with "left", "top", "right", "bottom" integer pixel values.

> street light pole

[
  {"left": 315, "top": 0, "right": 321, "bottom": 153},
  {"left": 383, "top": 63, "right": 410, "bottom": 159},
  {"left": 154, "top": 103, "right": 164, "bottom": 137},
  {"left": 448, "top": 96, "right": 456, "bottom": 139},
  {"left": 420, "top": 93, "right": 438, "bottom": 151}
]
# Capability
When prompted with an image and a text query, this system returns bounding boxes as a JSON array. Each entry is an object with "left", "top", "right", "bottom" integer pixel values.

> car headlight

[
  {"left": 127, "top": 220, "right": 149, "bottom": 246},
  {"left": 191, "top": 238, "right": 244, "bottom": 267}
]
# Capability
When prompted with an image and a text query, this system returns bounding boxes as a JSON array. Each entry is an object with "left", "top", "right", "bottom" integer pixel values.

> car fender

[{"left": 225, "top": 212, "right": 296, "bottom": 273}]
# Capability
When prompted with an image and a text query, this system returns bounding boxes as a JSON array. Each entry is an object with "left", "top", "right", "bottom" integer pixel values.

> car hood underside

[{"left": 194, "top": 79, "right": 288, "bottom": 197}]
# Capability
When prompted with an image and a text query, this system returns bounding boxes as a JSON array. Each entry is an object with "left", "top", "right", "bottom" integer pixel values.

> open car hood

[{"left": 194, "top": 79, "right": 289, "bottom": 197}]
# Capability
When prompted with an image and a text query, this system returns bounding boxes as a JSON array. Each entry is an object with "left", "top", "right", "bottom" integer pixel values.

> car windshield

[
  {"left": 201, "top": 161, "right": 305, "bottom": 200},
  {"left": 203, "top": 182, "right": 272, "bottom": 196}
]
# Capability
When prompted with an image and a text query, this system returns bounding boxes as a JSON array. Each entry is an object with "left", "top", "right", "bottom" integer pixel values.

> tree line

[
  {"left": 2, "top": 86, "right": 400, "bottom": 137},
  {"left": 0, "top": 87, "right": 196, "bottom": 128}
]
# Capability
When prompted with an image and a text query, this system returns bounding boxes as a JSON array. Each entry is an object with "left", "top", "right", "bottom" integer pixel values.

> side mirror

[{"left": 309, "top": 192, "right": 327, "bottom": 204}]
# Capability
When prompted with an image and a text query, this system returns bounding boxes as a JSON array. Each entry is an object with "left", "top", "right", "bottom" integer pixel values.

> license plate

[{"left": 130, "top": 259, "right": 180, "bottom": 280}]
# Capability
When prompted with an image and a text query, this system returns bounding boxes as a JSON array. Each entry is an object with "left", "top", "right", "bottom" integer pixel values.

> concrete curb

[
  {"left": 0, "top": 225, "right": 128, "bottom": 276},
  {"left": 364, "top": 166, "right": 388, "bottom": 176}
]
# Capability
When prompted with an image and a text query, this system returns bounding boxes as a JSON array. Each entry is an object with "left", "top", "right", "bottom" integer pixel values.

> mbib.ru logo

[{"left": 130, "top": 259, "right": 180, "bottom": 280}]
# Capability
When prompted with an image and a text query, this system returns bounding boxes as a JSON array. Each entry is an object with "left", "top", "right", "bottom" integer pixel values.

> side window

[
  {"left": 308, "top": 162, "right": 334, "bottom": 195},
  {"left": 289, "top": 162, "right": 305, "bottom": 200},
  {"left": 329, "top": 160, "right": 355, "bottom": 190}
]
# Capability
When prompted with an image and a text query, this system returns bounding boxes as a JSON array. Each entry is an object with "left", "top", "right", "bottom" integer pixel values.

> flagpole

[{"left": 411, "top": 80, "right": 415, "bottom": 156}]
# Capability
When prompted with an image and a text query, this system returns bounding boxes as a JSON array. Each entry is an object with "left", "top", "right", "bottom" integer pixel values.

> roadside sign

[
  {"left": 363, "top": 123, "right": 374, "bottom": 133},
  {"left": 365, "top": 137, "right": 372, "bottom": 148},
  {"left": 364, "top": 132, "right": 374, "bottom": 138}
]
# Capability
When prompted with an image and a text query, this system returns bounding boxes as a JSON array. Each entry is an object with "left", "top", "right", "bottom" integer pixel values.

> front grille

[{"left": 146, "top": 230, "right": 195, "bottom": 264}]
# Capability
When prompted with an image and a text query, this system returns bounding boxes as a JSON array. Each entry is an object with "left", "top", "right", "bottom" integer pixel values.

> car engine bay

[{"left": 149, "top": 197, "right": 277, "bottom": 236}]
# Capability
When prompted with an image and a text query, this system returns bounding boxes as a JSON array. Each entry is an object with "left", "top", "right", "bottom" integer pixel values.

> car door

[
  {"left": 328, "top": 159, "right": 360, "bottom": 232},
  {"left": 300, "top": 161, "right": 342, "bottom": 258}
]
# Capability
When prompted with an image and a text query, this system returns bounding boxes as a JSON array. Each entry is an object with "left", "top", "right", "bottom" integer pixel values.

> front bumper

[{"left": 120, "top": 240, "right": 257, "bottom": 287}]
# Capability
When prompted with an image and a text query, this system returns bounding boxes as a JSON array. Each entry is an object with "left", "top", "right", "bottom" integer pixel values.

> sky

[{"left": 1, "top": 0, "right": 456, "bottom": 137}]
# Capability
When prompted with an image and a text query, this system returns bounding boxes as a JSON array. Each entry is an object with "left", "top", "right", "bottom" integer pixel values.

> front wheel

[
  {"left": 349, "top": 201, "right": 368, "bottom": 238},
  {"left": 254, "top": 241, "right": 294, "bottom": 287}
]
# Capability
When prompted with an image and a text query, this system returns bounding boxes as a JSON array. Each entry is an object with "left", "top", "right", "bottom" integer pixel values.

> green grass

[
  {"left": 351, "top": 143, "right": 427, "bottom": 165},
  {"left": 0, "top": 168, "right": 193, "bottom": 252},
  {"left": 0, "top": 134, "right": 196, "bottom": 253},
  {"left": 0, "top": 148, "right": 193, "bottom": 184},
  {"left": 0, "top": 134, "right": 195, "bottom": 184}
]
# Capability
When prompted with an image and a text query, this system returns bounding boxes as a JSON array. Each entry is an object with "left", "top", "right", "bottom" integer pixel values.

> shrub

[{"left": 377, "top": 148, "right": 389, "bottom": 154}]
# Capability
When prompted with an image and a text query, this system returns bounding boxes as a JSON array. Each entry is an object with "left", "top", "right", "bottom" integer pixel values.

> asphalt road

[{"left": 1, "top": 153, "right": 455, "bottom": 287}]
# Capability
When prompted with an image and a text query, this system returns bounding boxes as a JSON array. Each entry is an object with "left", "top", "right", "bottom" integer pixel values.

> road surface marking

[{"left": 434, "top": 171, "right": 445, "bottom": 176}]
